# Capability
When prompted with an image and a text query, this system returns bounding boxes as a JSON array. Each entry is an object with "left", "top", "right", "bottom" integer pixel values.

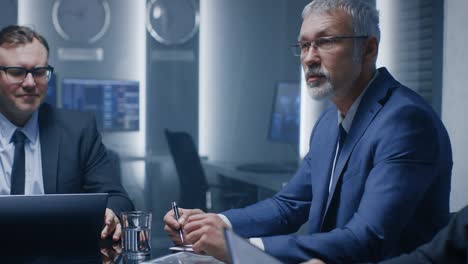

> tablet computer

[
  {"left": 0, "top": 193, "right": 108, "bottom": 255},
  {"left": 224, "top": 228, "right": 283, "bottom": 264}
]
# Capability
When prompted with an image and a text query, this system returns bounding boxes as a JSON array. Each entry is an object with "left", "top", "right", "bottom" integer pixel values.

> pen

[{"left": 171, "top": 201, "right": 185, "bottom": 243}]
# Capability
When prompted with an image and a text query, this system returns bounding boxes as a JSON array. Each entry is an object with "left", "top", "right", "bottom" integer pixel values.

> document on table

[{"left": 169, "top": 244, "right": 194, "bottom": 252}]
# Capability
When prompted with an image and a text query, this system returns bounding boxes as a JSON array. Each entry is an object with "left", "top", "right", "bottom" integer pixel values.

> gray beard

[{"left": 307, "top": 81, "right": 334, "bottom": 100}]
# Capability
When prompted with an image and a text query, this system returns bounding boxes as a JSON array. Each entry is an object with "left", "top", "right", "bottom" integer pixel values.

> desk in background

[
  {"left": 203, "top": 160, "right": 293, "bottom": 208},
  {"left": 203, "top": 160, "right": 293, "bottom": 192}
]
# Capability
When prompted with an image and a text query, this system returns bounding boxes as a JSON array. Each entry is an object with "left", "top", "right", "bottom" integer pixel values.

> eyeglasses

[
  {"left": 0, "top": 65, "right": 54, "bottom": 84},
  {"left": 291, "top": 36, "right": 368, "bottom": 56}
]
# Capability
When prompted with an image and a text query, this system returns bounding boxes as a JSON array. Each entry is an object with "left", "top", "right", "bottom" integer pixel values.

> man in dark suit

[
  {"left": 375, "top": 205, "right": 468, "bottom": 264},
  {"left": 0, "top": 25, "right": 133, "bottom": 241},
  {"left": 164, "top": 0, "right": 452, "bottom": 263}
]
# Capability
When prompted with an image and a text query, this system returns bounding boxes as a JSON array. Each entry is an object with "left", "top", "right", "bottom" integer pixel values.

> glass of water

[{"left": 121, "top": 211, "right": 152, "bottom": 258}]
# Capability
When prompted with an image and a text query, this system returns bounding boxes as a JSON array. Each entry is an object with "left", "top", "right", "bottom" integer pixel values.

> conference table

[{"left": 6, "top": 241, "right": 224, "bottom": 264}]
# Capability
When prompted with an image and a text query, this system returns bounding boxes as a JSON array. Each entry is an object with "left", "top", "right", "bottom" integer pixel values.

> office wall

[
  {"left": 376, "top": 0, "right": 442, "bottom": 115},
  {"left": 442, "top": 0, "right": 468, "bottom": 212},
  {"left": 18, "top": 0, "right": 147, "bottom": 158},
  {"left": 199, "top": 0, "right": 309, "bottom": 164},
  {"left": 0, "top": 0, "right": 17, "bottom": 28},
  {"left": 146, "top": 0, "right": 199, "bottom": 156},
  {"left": 18, "top": 0, "right": 150, "bottom": 212}
]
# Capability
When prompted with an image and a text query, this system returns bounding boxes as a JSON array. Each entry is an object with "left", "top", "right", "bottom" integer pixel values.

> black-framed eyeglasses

[
  {"left": 291, "top": 35, "right": 368, "bottom": 56},
  {"left": 0, "top": 65, "right": 54, "bottom": 84}
]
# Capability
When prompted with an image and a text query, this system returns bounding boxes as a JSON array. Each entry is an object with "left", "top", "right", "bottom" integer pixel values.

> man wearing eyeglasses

[
  {"left": 0, "top": 25, "right": 133, "bottom": 241},
  {"left": 164, "top": 0, "right": 452, "bottom": 263}
]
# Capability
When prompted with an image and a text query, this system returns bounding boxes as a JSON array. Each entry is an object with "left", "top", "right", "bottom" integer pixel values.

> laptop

[
  {"left": 0, "top": 193, "right": 108, "bottom": 255},
  {"left": 224, "top": 228, "right": 284, "bottom": 264}
]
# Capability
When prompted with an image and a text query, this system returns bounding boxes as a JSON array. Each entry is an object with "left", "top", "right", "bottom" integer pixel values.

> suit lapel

[
  {"left": 302, "top": 107, "right": 339, "bottom": 232},
  {"left": 324, "top": 68, "right": 397, "bottom": 217},
  {"left": 38, "top": 104, "right": 60, "bottom": 194}
]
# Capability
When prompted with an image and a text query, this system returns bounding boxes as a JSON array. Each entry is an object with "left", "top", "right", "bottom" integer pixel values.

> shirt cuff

[
  {"left": 218, "top": 214, "right": 233, "bottom": 228},
  {"left": 248, "top": 238, "right": 265, "bottom": 250}
]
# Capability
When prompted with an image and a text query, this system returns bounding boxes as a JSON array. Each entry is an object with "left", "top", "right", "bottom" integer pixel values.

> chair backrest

[{"left": 164, "top": 129, "right": 208, "bottom": 211}]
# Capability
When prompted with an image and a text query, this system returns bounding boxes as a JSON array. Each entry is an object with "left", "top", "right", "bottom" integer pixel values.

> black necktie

[
  {"left": 10, "top": 130, "right": 26, "bottom": 195},
  {"left": 336, "top": 123, "right": 347, "bottom": 159},
  {"left": 329, "top": 123, "right": 347, "bottom": 191}
]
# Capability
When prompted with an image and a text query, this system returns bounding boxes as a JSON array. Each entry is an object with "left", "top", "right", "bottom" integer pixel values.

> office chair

[{"left": 164, "top": 129, "right": 252, "bottom": 212}]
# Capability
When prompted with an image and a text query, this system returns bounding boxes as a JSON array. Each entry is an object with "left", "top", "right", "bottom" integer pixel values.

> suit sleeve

[
  {"left": 223, "top": 157, "right": 313, "bottom": 236},
  {"left": 79, "top": 115, "right": 134, "bottom": 217},
  {"left": 225, "top": 105, "right": 451, "bottom": 263}
]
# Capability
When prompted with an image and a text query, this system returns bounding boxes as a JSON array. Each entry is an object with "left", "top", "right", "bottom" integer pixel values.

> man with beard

[{"left": 163, "top": 0, "right": 452, "bottom": 263}]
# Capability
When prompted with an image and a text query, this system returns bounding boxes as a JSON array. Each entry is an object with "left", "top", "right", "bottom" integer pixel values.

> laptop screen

[
  {"left": 224, "top": 228, "right": 284, "bottom": 264},
  {"left": 0, "top": 193, "right": 108, "bottom": 254}
]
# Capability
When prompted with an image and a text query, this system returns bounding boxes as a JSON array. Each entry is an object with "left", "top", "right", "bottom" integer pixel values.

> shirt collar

[
  {"left": 0, "top": 110, "right": 39, "bottom": 145},
  {"left": 338, "top": 70, "right": 379, "bottom": 133}
]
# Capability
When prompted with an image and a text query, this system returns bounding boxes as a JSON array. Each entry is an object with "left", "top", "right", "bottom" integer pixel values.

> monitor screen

[
  {"left": 268, "top": 82, "right": 300, "bottom": 145},
  {"left": 61, "top": 78, "right": 139, "bottom": 132},
  {"left": 44, "top": 73, "right": 57, "bottom": 106}
]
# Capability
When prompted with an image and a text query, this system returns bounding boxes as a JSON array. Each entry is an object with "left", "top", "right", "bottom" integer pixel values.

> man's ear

[{"left": 362, "top": 36, "right": 378, "bottom": 63}]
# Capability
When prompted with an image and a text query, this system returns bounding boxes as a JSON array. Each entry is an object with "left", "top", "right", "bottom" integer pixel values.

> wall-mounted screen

[
  {"left": 61, "top": 78, "right": 139, "bottom": 132},
  {"left": 268, "top": 82, "right": 300, "bottom": 145}
]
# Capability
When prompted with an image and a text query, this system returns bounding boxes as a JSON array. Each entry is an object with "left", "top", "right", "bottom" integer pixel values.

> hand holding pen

[{"left": 171, "top": 201, "right": 185, "bottom": 243}]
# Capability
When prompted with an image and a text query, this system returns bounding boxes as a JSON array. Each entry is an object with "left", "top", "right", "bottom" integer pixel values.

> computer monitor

[
  {"left": 61, "top": 78, "right": 140, "bottom": 132},
  {"left": 268, "top": 82, "right": 300, "bottom": 145}
]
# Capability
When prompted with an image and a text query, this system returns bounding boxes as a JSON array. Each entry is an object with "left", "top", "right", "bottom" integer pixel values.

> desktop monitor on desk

[
  {"left": 236, "top": 82, "right": 300, "bottom": 174},
  {"left": 61, "top": 78, "right": 140, "bottom": 132},
  {"left": 268, "top": 81, "right": 300, "bottom": 146}
]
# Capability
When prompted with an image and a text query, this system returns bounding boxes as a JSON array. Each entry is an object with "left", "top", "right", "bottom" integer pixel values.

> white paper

[{"left": 169, "top": 244, "right": 194, "bottom": 252}]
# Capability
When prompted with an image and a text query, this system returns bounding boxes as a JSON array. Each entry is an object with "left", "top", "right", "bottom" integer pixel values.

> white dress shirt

[{"left": 0, "top": 111, "right": 44, "bottom": 195}]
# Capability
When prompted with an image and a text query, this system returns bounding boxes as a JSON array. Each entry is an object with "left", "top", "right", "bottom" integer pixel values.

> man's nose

[
  {"left": 301, "top": 46, "right": 321, "bottom": 66},
  {"left": 22, "top": 72, "right": 36, "bottom": 87}
]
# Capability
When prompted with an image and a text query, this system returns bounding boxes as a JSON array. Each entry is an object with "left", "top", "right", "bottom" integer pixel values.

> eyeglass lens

[{"left": 5, "top": 67, "right": 51, "bottom": 83}]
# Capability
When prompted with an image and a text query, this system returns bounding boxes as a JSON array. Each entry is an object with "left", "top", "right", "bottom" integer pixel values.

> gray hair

[{"left": 302, "top": 0, "right": 380, "bottom": 44}]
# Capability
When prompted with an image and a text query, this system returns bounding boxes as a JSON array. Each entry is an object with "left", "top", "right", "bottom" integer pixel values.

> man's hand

[
  {"left": 163, "top": 207, "right": 204, "bottom": 245},
  {"left": 101, "top": 208, "right": 121, "bottom": 241},
  {"left": 100, "top": 242, "right": 122, "bottom": 264},
  {"left": 300, "top": 259, "right": 326, "bottom": 264},
  {"left": 184, "top": 213, "right": 230, "bottom": 262}
]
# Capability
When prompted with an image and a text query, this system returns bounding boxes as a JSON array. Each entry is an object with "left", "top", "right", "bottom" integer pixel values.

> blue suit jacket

[
  {"left": 38, "top": 103, "right": 134, "bottom": 217},
  {"left": 223, "top": 68, "right": 452, "bottom": 263}
]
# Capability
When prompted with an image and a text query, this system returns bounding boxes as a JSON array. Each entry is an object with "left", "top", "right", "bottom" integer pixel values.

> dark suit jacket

[
  {"left": 38, "top": 103, "right": 134, "bottom": 217},
  {"left": 379, "top": 205, "right": 468, "bottom": 264},
  {"left": 223, "top": 68, "right": 452, "bottom": 263}
]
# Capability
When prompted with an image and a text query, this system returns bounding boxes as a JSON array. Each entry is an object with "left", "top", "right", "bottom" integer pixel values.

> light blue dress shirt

[{"left": 0, "top": 110, "right": 44, "bottom": 195}]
